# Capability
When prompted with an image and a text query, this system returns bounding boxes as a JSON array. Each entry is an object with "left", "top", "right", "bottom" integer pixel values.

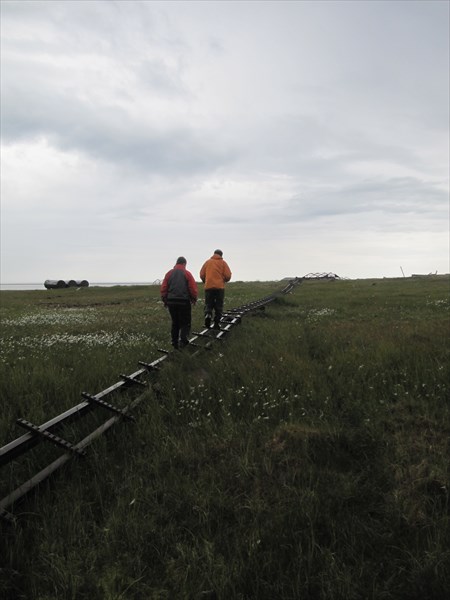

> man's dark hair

[{"left": 176, "top": 256, "right": 187, "bottom": 265}]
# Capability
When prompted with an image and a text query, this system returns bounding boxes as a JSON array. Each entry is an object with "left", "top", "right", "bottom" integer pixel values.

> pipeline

[{"left": 0, "top": 277, "right": 303, "bottom": 522}]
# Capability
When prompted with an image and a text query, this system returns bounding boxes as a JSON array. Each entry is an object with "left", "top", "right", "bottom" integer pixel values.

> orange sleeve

[
  {"left": 223, "top": 261, "right": 232, "bottom": 282},
  {"left": 199, "top": 262, "right": 207, "bottom": 283}
]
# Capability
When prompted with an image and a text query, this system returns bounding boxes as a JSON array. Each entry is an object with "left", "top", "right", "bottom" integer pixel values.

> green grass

[{"left": 1, "top": 277, "right": 449, "bottom": 599}]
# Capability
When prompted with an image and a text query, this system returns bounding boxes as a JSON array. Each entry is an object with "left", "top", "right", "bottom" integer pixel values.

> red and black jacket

[{"left": 161, "top": 264, "right": 198, "bottom": 304}]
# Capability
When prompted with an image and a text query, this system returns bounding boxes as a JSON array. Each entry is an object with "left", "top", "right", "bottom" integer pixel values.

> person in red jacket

[
  {"left": 161, "top": 257, "right": 198, "bottom": 349},
  {"left": 199, "top": 249, "right": 232, "bottom": 329}
]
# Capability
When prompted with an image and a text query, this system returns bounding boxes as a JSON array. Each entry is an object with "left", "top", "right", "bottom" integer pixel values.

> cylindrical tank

[
  {"left": 44, "top": 280, "right": 67, "bottom": 289},
  {"left": 44, "top": 279, "right": 89, "bottom": 289}
]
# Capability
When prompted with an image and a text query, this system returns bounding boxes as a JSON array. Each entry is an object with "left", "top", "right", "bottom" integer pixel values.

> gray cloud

[
  {"left": 286, "top": 177, "right": 448, "bottom": 221},
  {"left": 1, "top": 0, "right": 448, "bottom": 282}
]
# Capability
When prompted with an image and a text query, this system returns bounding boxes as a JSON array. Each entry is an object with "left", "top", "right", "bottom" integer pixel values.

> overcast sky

[{"left": 1, "top": 0, "right": 449, "bottom": 283}]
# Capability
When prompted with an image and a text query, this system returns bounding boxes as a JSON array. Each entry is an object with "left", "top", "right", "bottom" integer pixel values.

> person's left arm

[
  {"left": 186, "top": 271, "right": 198, "bottom": 303},
  {"left": 223, "top": 261, "right": 232, "bottom": 283}
]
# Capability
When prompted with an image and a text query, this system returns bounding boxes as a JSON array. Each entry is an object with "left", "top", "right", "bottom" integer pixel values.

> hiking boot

[
  {"left": 205, "top": 314, "right": 212, "bottom": 328},
  {"left": 213, "top": 322, "right": 221, "bottom": 330}
]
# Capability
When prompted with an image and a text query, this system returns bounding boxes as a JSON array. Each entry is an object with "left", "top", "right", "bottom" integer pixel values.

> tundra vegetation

[{"left": 0, "top": 277, "right": 449, "bottom": 599}]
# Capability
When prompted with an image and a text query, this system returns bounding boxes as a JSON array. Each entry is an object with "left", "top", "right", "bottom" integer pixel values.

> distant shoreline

[
  {"left": 1, "top": 275, "right": 448, "bottom": 292},
  {"left": 0, "top": 282, "right": 156, "bottom": 291}
]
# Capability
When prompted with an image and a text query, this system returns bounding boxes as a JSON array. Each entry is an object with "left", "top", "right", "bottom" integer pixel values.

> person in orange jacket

[
  {"left": 161, "top": 256, "right": 198, "bottom": 349},
  {"left": 199, "top": 249, "right": 232, "bottom": 329}
]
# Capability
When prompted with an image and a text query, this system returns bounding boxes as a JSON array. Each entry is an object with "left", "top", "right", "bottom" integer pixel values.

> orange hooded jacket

[{"left": 199, "top": 253, "right": 232, "bottom": 290}]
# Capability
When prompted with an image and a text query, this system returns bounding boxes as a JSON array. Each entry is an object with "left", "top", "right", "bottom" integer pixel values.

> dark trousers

[
  {"left": 204, "top": 288, "right": 225, "bottom": 324},
  {"left": 168, "top": 301, "right": 192, "bottom": 348}
]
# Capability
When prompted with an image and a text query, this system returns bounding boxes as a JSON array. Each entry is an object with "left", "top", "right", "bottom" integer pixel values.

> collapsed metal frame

[{"left": 0, "top": 277, "right": 302, "bottom": 522}]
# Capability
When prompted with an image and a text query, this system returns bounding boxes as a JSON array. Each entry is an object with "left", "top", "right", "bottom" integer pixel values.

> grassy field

[{"left": 0, "top": 277, "right": 449, "bottom": 599}]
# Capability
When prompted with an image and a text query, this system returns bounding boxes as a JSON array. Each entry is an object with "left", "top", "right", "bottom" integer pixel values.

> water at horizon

[{"left": 0, "top": 282, "right": 154, "bottom": 291}]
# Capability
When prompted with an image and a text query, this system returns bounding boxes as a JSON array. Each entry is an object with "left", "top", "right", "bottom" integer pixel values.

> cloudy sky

[{"left": 1, "top": 0, "right": 449, "bottom": 283}]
